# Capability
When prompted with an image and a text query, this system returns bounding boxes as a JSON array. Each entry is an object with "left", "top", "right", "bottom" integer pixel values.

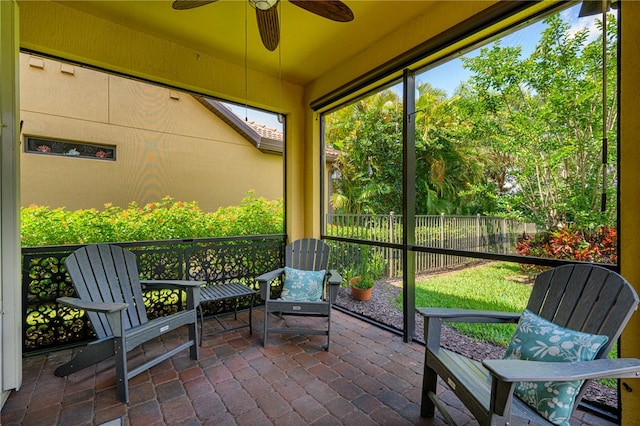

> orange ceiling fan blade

[
  {"left": 172, "top": 0, "right": 218, "bottom": 11},
  {"left": 288, "top": 0, "right": 353, "bottom": 22},
  {"left": 256, "top": 6, "right": 280, "bottom": 51}
]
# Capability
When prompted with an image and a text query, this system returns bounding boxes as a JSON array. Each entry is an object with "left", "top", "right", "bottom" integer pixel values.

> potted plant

[
  {"left": 349, "top": 274, "right": 374, "bottom": 301},
  {"left": 347, "top": 245, "right": 385, "bottom": 301}
]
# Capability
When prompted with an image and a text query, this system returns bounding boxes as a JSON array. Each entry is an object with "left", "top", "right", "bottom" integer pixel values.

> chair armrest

[
  {"left": 256, "top": 268, "right": 284, "bottom": 284},
  {"left": 141, "top": 279, "right": 206, "bottom": 290},
  {"left": 327, "top": 270, "right": 342, "bottom": 304},
  {"left": 141, "top": 280, "right": 204, "bottom": 310},
  {"left": 57, "top": 296, "right": 128, "bottom": 313},
  {"left": 420, "top": 308, "right": 519, "bottom": 349},
  {"left": 483, "top": 358, "right": 640, "bottom": 382},
  {"left": 257, "top": 268, "right": 284, "bottom": 300},
  {"left": 328, "top": 270, "right": 342, "bottom": 286},
  {"left": 482, "top": 358, "right": 640, "bottom": 417},
  {"left": 417, "top": 307, "right": 521, "bottom": 324}
]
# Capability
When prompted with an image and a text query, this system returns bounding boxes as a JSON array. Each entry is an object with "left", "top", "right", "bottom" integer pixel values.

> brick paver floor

[{"left": 1, "top": 309, "right": 616, "bottom": 425}]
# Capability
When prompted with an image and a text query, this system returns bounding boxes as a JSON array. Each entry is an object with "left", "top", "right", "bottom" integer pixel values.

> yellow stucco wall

[
  {"left": 619, "top": 1, "right": 640, "bottom": 420},
  {"left": 19, "top": 54, "right": 283, "bottom": 212}
]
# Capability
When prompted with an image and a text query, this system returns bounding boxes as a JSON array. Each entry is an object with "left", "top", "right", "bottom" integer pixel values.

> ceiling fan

[{"left": 172, "top": 0, "right": 354, "bottom": 51}]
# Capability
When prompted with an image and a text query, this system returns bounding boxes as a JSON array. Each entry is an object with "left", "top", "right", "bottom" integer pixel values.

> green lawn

[{"left": 405, "top": 262, "right": 533, "bottom": 346}]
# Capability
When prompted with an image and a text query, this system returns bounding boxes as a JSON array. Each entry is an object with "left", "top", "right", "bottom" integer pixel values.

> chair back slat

[
  {"left": 555, "top": 265, "right": 605, "bottom": 328},
  {"left": 65, "top": 248, "right": 110, "bottom": 338},
  {"left": 101, "top": 244, "right": 147, "bottom": 329},
  {"left": 526, "top": 264, "right": 639, "bottom": 358},
  {"left": 65, "top": 244, "right": 149, "bottom": 339},
  {"left": 528, "top": 264, "right": 572, "bottom": 319},
  {"left": 585, "top": 273, "right": 638, "bottom": 344},
  {"left": 286, "top": 238, "right": 330, "bottom": 271}
]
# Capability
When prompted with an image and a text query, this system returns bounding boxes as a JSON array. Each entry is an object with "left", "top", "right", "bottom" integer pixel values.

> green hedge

[{"left": 21, "top": 191, "right": 284, "bottom": 247}]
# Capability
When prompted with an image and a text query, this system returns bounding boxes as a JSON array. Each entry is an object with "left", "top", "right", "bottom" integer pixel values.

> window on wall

[{"left": 25, "top": 136, "right": 116, "bottom": 160}]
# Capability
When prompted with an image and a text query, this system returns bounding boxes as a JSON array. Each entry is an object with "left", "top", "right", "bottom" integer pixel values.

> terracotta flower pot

[{"left": 351, "top": 284, "right": 372, "bottom": 301}]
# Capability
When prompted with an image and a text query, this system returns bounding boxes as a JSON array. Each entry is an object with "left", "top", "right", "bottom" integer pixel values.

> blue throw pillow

[
  {"left": 280, "top": 267, "right": 325, "bottom": 302},
  {"left": 503, "top": 309, "right": 608, "bottom": 426}
]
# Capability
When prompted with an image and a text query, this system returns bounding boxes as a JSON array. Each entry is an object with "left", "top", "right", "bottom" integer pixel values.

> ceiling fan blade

[
  {"left": 256, "top": 7, "right": 280, "bottom": 51},
  {"left": 289, "top": 0, "right": 354, "bottom": 22},
  {"left": 172, "top": 0, "right": 218, "bottom": 11}
]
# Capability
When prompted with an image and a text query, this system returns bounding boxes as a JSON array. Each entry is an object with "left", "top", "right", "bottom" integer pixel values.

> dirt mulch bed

[{"left": 334, "top": 275, "right": 618, "bottom": 410}]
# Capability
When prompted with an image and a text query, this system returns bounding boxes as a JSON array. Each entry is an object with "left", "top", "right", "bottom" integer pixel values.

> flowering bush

[
  {"left": 21, "top": 191, "right": 283, "bottom": 247},
  {"left": 515, "top": 225, "right": 617, "bottom": 264}
]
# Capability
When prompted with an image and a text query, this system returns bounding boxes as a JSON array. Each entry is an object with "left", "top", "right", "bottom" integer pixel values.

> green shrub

[
  {"left": 207, "top": 192, "right": 284, "bottom": 237},
  {"left": 21, "top": 191, "right": 283, "bottom": 247}
]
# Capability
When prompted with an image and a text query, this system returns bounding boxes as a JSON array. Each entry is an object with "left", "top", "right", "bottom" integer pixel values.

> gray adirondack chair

[
  {"left": 419, "top": 263, "right": 640, "bottom": 425},
  {"left": 55, "top": 244, "right": 204, "bottom": 403},
  {"left": 257, "top": 238, "right": 341, "bottom": 350}
]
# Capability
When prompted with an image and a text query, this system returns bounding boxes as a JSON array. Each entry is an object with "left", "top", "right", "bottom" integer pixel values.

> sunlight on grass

[{"left": 410, "top": 262, "right": 532, "bottom": 346}]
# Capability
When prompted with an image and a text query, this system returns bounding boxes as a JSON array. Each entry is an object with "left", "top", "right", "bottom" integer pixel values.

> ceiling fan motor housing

[{"left": 249, "top": 0, "right": 279, "bottom": 11}]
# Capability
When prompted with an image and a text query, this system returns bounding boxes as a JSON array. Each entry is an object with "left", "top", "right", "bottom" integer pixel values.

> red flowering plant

[{"left": 516, "top": 225, "right": 617, "bottom": 274}]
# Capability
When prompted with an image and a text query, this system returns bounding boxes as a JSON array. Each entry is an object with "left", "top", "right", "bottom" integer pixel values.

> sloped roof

[
  {"left": 248, "top": 121, "right": 283, "bottom": 142},
  {"left": 325, "top": 146, "right": 339, "bottom": 163},
  {"left": 194, "top": 95, "right": 338, "bottom": 162},
  {"left": 193, "top": 96, "right": 283, "bottom": 155}
]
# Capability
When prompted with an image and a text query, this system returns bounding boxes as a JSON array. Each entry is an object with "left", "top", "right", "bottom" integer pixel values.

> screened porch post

[{"left": 402, "top": 69, "right": 416, "bottom": 342}]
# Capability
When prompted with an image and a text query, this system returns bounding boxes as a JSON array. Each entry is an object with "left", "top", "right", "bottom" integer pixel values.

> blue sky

[{"left": 417, "top": 19, "right": 546, "bottom": 97}]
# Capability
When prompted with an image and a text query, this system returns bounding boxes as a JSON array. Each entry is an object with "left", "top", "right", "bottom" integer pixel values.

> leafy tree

[
  {"left": 460, "top": 14, "right": 617, "bottom": 228},
  {"left": 326, "top": 90, "right": 404, "bottom": 214},
  {"left": 414, "top": 83, "right": 483, "bottom": 214},
  {"left": 326, "top": 86, "right": 483, "bottom": 215}
]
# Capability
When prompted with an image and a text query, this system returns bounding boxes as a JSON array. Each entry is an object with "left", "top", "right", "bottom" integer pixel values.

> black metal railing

[{"left": 22, "top": 234, "right": 286, "bottom": 354}]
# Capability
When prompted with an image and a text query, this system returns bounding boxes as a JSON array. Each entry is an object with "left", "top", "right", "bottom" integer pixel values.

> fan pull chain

[
  {"left": 244, "top": 0, "right": 249, "bottom": 122},
  {"left": 278, "top": 3, "right": 282, "bottom": 115}
]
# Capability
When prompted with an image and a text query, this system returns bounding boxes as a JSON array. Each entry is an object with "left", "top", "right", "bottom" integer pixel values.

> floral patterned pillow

[
  {"left": 280, "top": 267, "right": 325, "bottom": 302},
  {"left": 503, "top": 309, "right": 609, "bottom": 426}
]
